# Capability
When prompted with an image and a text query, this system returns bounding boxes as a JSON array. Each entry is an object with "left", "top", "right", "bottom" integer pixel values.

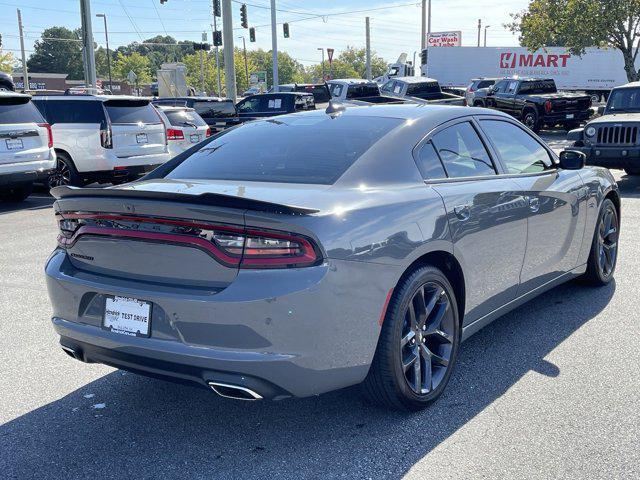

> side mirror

[
  {"left": 559, "top": 150, "right": 586, "bottom": 170},
  {"left": 597, "top": 106, "right": 605, "bottom": 115}
]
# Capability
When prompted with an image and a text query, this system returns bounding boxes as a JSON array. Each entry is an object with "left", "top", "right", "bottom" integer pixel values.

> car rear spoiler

[{"left": 50, "top": 186, "right": 320, "bottom": 215}]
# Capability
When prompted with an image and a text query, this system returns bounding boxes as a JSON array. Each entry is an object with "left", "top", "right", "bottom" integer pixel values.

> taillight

[
  {"left": 468, "top": 86, "right": 476, "bottom": 93},
  {"left": 55, "top": 213, "right": 321, "bottom": 269},
  {"left": 544, "top": 100, "right": 552, "bottom": 114},
  {"left": 205, "top": 127, "right": 212, "bottom": 137},
  {"left": 100, "top": 126, "right": 112, "bottom": 149},
  {"left": 167, "top": 128, "right": 184, "bottom": 140},
  {"left": 38, "top": 123, "right": 53, "bottom": 148}
]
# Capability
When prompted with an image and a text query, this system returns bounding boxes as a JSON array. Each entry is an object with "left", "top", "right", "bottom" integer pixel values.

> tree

[
  {"left": 115, "top": 36, "right": 196, "bottom": 76},
  {"left": 336, "top": 46, "right": 388, "bottom": 79},
  {"left": 0, "top": 49, "right": 13, "bottom": 73},
  {"left": 305, "top": 60, "right": 359, "bottom": 82},
  {"left": 94, "top": 46, "right": 112, "bottom": 80},
  {"left": 182, "top": 52, "right": 223, "bottom": 95},
  {"left": 246, "top": 49, "right": 305, "bottom": 86},
  {"left": 27, "top": 26, "right": 84, "bottom": 79},
  {"left": 508, "top": 0, "right": 640, "bottom": 81},
  {"left": 113, "top": 51, "right": 151, "bottom": 84}
]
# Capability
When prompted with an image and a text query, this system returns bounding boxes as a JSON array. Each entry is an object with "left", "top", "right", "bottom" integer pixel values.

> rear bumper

[
  {"left": 45, "top": 250, "right": 399, "bottom": 398},
  {"left": 572, "top": 145, "right": 640, "bottom": 169},
  {"left": 76, "top": 150, "right": 170, "bottom": 174},
  {"left": 543, "top": 110, "right": 591, "bottom": 124},
  {"left": 0, "top": 158, "right": 56, "bottom": 187}
]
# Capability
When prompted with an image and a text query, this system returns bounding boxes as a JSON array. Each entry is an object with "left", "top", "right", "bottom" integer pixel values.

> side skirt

[{"left": 461, "top": 264, "right": 587, "bottom": 341}]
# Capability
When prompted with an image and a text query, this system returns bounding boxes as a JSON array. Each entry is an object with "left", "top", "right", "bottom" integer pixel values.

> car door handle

[
  {"left": 528, "top": 197, "right": 540, "bottom": 213},
  {"left": 454, "top": 204, "right": 471, "bottom": 221}
]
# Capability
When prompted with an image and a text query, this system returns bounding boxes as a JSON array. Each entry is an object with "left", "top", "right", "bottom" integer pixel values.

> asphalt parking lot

[{"left": 1, "top": 133, "right": 638, "bottom": 479}]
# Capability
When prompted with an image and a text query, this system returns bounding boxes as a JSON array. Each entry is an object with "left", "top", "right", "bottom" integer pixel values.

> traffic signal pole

[
  {"left": 212, "top": 1, "right": 222, "bottom": 96},
  {"left": 222, "top": 0, "right": 236, "bottom": 101},
  {"left": 270, "top": 0, "right": 278, "bottom": 92},
  {"left": 365, "top": 17, "right": 371, "bottom": 80},
  {"left": 16, "top": 9, "right": 29, "bottom": 92},
  {"left": 79, "top": 0, "right": 97, "bottom": 88}
]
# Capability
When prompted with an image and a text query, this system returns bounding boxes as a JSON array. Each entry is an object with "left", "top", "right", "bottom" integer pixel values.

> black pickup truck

[
  {"left": 484, "top": 78, "right": 592, "bottom": 132},
  {"left": 235, "top": 92, "right": 315, "bottom": 122}
]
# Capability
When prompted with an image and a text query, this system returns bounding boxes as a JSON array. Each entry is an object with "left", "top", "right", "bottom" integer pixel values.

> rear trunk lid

[
  {"left": 0, "top": 95, "right": 49, "bottom": 165},
  {"left": 104, "top": 99, "right": 167, "bottom": 158}
]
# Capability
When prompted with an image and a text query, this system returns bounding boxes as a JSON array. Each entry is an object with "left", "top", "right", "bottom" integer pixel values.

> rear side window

[
  {"left": 104, "top": 100, "right": 160, "bottom": 124},
  {"left": 0, "top": 97, "right": 45, "bottom": 124},
  {"left": 164, "top": 115, "right": 403, "bottom": 185},
  {"left": 163, "top": 109, "right": 208, "bottom": 127},
  {"left": 480, "top": 120, "right": 552, "bottom": 174},
  {"left": 35, "top": 100, "right": 105, "bottom": 125},
  {"left": 194, "top": 101, "right": 236, "bottom": 118},
  {"left": 493, "top": 80, "right": 508, "bottom": 93},
  {"left": 415, "top": 142, "right": 447, "bottom": 180},
  {"left": 431, "top": 122, "right": 496, "bottom": 178}
]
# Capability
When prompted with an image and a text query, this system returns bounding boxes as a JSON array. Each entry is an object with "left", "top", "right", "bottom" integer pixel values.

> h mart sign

[
  {"left": 427, "top": 31, "right": 462, "bottom": 47},
  {"left": 500, "top": 52, "right": 572, "bottom": 69}
]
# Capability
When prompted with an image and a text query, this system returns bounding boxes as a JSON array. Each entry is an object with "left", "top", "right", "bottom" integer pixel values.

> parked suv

[
  {"left": 465, "top": 78, "right": 499, "bottom": 106},
  {"left": 152, "top": 97, "right": 239, "bottom": 134},
  {"left": 33, "top": 95, "right": 169, "bottom": 186},
  {"left": 0, "top": 92, "right": 55, "bottom": 201},
  {"left": 154, "top": 105, "right": 211, "bottom": 157}
]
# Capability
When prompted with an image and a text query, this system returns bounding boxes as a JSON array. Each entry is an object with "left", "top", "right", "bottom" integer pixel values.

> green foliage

[
  {"left": 27, "top": 27, "right": 84, "bottom": 79},
  {"left": 508, "top": 0, "right": 640, "bottom": 81},
  {"left": 246, "top": 49, "right": 306, "bottom": 86},
  {"left": 113, "top": 52, "right": 151, "bottom": 84},
  {"left": 115, "top": 36, "right": 196, "bottom": 75},
  {"left": 305, "top": 60, "right": 359, "bottom": 82},
  {"left": 336, "top": 46, "right": 388, "bottom": 79},
  {"left": 0, "top": 49, "right": 13, "bottom": 73}
]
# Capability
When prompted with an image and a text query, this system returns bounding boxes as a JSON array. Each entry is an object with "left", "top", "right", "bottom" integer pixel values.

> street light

[
  {"left": 237, "top": 36, "right": 249, "bottom": 92},
  {"left": 317, "top": 48, "right": 325, "bottom": 80},
  {"left": 95, "top": 13, "right": 112, "bottom": 91},
  {"left": 484, "top": 25, "right": 491, "bottom": 47}
]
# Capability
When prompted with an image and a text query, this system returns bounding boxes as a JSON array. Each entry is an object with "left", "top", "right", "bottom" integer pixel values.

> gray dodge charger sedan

[{"left": 46, "top": 104, "right": 620, "bottom": 410}]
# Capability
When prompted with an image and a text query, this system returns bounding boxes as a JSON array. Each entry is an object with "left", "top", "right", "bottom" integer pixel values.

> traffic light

[
  {"left": 193, "top": 43, "right": 210, "bottom": 51},
  {"left": 240, "top": 4, "right": 248, "bottom": 29},
  {"left": 160, "top": 0, "right": 168, "bottom": 4},
  {"left": 213, "top": 0, "right": 221, "bottom": 17},
  {"left": 249, "top": 27, "right": 256, "bottom": 43},
  {"left": 283, "top": 23, "right": 290, "bottom": 38},
  {"left": 213, "top": 31, "right": 222, "bottom": 47}
]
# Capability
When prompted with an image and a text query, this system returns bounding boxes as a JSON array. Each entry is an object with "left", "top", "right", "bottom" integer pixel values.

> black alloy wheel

[{"left": 596, "top": 202, "right": 618, "bottom": 279}]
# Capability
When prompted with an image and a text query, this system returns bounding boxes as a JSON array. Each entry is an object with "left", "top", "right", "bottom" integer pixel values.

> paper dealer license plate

[{"left": 103, "top": 296, "right": 151, "bottom": 337}]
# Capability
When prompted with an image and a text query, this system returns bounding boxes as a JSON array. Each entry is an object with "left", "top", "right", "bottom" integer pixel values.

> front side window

[
  {"left": 431, "top": 122, "right": 496, "bottom": 178},
  {"left": 507, "top": 81, "right": 519, "bottom": 93},
  {"left": 493, "top": 80, "right": 508, "bottom": 93},
  {"left": 164, "top": 115, "right": 402, "bottom": 185},
  {"left": 480, "top": 120, "right": 552, "bottom": 174},
  {"left": 380, "top": 81, "right": 393, "bottom": 93}
]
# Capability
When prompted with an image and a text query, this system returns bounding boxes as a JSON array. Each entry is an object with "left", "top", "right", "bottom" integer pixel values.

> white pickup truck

[
  {"left": 380, "top": 77, "right": 465, "bottom": 105},
  {"left": 327, "top": 79, "right": 408, "bottom": 105}
]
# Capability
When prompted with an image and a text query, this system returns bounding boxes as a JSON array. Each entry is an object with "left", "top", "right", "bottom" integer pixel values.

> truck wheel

[
  {"left": 522, "top": 109, "right": 541, "bottom": 133},
  {"left": 48, "top": 153, "right": 82, "bottom": 189}
]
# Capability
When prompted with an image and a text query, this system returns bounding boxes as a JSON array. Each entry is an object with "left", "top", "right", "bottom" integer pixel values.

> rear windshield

[
  {"left": 406, "top": 82, "right": 441, "bottom": 95},
  {"left": 194, "top": 100, "right": 236, "bottom": 118},
  {"left": 164, "top": 115, "right": 402, "bottom": 184},
  {"left": 477, "top": 80, "right": 495, "bottom": 89},
  {"left": 33, "top": 99, "right": 105, "bottom": 125},
  {"left": 0, "top": 97, "right": 45, "bottom": 124},
  {"left": 296, "top": 85, "right": 331, "bottom": 103},
  {"left": 164, "top": 109, "right": 208, "bottom": 127},
  {"left": 104, "top": 100, "right": 160, "bottom": 124},
  {"left": 518, "top": 80, "right": 557, "bottom": 94},
  {"left": 346, "top": 84, "right": 380, "bottom": 99}
]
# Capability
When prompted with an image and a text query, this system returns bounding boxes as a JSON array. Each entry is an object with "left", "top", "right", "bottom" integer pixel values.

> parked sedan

[
  {"left": 46, "top": 104, "right": 619, "bottom": 410},
  {"left": 154, "top": 105, "right": 212, "bottom": 157}
]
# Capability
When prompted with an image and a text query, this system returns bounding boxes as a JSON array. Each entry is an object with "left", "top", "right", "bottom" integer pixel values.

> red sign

[
  {"left": 327, "top": 48, "right": 334, "bottom": 64},
  {"left": 427, "top": 31, "right": 462, "bottom": 47},
  {"left": 500, "top": 52, "right": 571, "bottom": 69}
]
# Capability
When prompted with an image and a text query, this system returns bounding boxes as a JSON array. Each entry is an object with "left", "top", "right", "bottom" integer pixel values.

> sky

[{"left": 0, "top": 0, "right": 530, "bottom": 68}]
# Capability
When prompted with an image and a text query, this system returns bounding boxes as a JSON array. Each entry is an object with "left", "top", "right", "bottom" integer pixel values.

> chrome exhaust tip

[
  {"left": 208, "top": 381, "right": 263, "bottom": 401},
  {"left": 61, "top": 345, "right": 82, "bottom": 360}
]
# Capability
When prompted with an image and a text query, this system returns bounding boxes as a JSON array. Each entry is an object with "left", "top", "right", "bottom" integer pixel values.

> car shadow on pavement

[
  {"left": 614, "top": 172, "right": 640, "bottom": 199},
  {"left": 0, "top": 195, "right": 54, "bottom": 215},
  {"left": 0, "top": 281, "right": 615, "bottom": 480}
]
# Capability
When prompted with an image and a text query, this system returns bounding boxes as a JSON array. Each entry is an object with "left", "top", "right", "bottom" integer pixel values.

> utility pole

[
  {"left": 238, "top": 36, "right": 249, "bottom": 92},
  {"left": 96, "top": 14, "right": 112, "bottom": 90},
  {"left": 484, "top": 25, "right": 490, "bottom": 47},
  {"left": 16, "top": 9, "right": 28, "bottom": 92},
  {"left": 79, "top": 0, "right": 97, "bottom": 88},
  {"left": 222, "top": 0, "right": 236, "bottom": 101},
  {"left": 199, "top": 48, "right": 205, "bottom": 94},
  {"left": 317, "top": 48, "right": 325, "bottom": 80},
  {"left": 365, "top": 17, "right": 371, "bottom": 80},
  {"left": 212, "top": 0, "right": 222, "bottom": 96},
  {"left": 270, "top": 0, "right": 279, "bottom": 92},
  {"left": 421, "top": 0, "right": 426, "bottom": 51},
  {"left": 477, "top": 19, "right": 482, "bottom": 47}
]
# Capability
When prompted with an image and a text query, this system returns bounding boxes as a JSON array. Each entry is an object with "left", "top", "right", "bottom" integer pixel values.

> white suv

[
  {"left": 0, "top": 92, "right": 56, "bottom": 201},
  {"left": 33, "top": 95, "right": 170, "bottom": 186},
  {"left": 153, "top": 105, "right": 211, "bottom": 158}
]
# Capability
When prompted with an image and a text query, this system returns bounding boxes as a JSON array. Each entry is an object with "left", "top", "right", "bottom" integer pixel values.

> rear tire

[
  {"left": 1, "top": 183, "right": 33, "bottom": 202},
  {"left": 581, "top": 198, "right": 619, "bottom": 286},
  {"left": 522, "top": 108, "right": 541, "bottom": 133},
  {"left": 362, "top": 266, "right": 461, "bottom": 411},
  {"left": 48, "top": 153, "right": 82, "bottom": 189}
]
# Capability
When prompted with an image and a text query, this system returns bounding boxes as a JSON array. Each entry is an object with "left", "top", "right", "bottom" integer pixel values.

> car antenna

[{"left": 326, "top": 100, "right": 346, "bottom": 115}]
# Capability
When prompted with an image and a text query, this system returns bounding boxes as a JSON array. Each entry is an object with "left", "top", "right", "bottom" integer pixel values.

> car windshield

[
  {"left": 164, "top": 115, "right": 403, "bottom": 184},
  {"left": 104, "top": 100, "right": 160, "bottom": 124},
  {"left": 518, "top": 80, "right": 557, "bottom": 94},
  {"left": 607, "top": 88, "right": 640, "bottom": 112},
  {"left": 163, "top": 109, "right": 208, "bottom": 127},
  {"left": 0, "top": 97, "right": 45, "bottom": 124}
]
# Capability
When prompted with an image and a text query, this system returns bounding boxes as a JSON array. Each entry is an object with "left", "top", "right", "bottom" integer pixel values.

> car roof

[
  {"left": 248, "top": 92, "right": 312, "bottom": 97},
  {"left": 328, "top": 79, "right": 376, "bottom": 85},
  {"left": 155, "top": 105, "right": 196, "bottom": 112},
  {"left": 392, "top": 77, "right": 438, "bottom": 84},
  {"left": 32, "top": 94, "right": 149, "bottom": 102},
  {"left": 154, "top": 96, "right": 231, "bottom": 102}
]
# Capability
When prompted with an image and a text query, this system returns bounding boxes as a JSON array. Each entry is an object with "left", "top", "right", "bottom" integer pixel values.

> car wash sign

[{"left": 427, "top": 31, "right": 462, "bottom": 47}]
